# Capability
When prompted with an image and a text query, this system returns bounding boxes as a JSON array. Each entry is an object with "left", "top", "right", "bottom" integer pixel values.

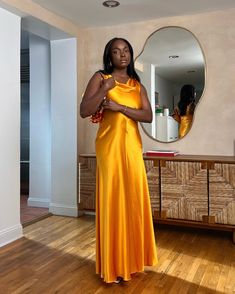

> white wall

[
  {"left": 138, "top": 62, "right": 152, "bottom": 136},
  {"left": 28, "top": 35, "right": 78, "bottom": 216},
  {"left": 0, "top": 1, "right": 79, "bottom": 247},
  {"left": 28, "top": 34, "right": 51, "bottom": 207},
  {"left": 155, "top": 73, "right": 175, "bottom": 112},
  {"left": 50, "top": 38, "right": 78, "bottom": 217},
  {"left": 0, "top": 7, "right": 22, "bottom": 247}
]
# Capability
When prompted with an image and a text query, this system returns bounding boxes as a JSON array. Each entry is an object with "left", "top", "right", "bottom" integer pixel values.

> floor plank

[{"left": 0, "top": 215, "right": 234, "bottom": 293}]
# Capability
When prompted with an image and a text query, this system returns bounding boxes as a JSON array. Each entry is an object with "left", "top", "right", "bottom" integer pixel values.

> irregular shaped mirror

[{"left": 136, "top": 27, "right": 205, "bottom": 142}]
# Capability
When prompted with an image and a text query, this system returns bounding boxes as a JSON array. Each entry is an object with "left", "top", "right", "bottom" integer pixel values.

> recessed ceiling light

[
  {"left": 169, "top": 55, "right": 179, "bottom": 59},
  {"left": 103, "top": 1, "right": 120, "bottom": 8}
]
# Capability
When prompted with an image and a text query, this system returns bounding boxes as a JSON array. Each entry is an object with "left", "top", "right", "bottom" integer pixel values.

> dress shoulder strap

[{"left": 97, "top": 71, "right": 112, "bottom": 80}]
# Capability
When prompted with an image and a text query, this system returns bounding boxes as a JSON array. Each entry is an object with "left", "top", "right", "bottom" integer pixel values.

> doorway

[
  {"left": 20, "top": 31, "right": 50, "bottom": 225},
  {"left": 20, "top": 17, "right": 78, "bottom": 225}
]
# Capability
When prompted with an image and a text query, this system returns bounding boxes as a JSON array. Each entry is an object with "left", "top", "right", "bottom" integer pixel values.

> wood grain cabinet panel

[
  {"left": 209, "top": 163, "right": 235, "bottom": 225},
  {"left": 161, "top": 161, "right": 208, "bottom": 221}
]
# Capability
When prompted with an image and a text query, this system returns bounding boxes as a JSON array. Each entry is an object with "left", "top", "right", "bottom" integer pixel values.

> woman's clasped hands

[{"left": 102, "top": 98, "right": 121, "bottom": 112}]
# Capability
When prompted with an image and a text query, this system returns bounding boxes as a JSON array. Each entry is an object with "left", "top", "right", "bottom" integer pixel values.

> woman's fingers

[
  {"left": 102, "top": 98, "right": 110, "bottom": 106},
  {"left": 103, "top": 99, "right": 112, "bottom": 109},
  {"left": 102, "top": 77, "right": 116, "bottom": 91},
  {"left": 103, "top": 100, "right": 121, "bottom": 112}
]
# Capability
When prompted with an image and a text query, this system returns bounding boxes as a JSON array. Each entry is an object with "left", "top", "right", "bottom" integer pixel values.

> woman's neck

[
  {"left": 111, "top": 69, "right": 130, "bottom": 84},
  {"left": 112, "top": 69, "right": 129, "bottom": 78}
]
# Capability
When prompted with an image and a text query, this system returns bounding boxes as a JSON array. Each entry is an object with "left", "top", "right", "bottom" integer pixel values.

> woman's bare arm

[{"left": 80, "top": 72, "right": 115, "bottom": 118}]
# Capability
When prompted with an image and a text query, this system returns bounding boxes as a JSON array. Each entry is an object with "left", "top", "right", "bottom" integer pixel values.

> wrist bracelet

[{"left": 123, "top": 105, "right": 128, "bottom": 113}]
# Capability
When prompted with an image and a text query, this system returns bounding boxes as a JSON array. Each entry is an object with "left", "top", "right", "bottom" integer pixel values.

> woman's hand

[
  {"left": 80, "top": 73, "right": 116, "bottom": 118},
  {"left": 101, "top": 77, "right": 116, "bottom": 92},
  {"left": 102, "top": 98, "right": 121, "bottom": 112}
]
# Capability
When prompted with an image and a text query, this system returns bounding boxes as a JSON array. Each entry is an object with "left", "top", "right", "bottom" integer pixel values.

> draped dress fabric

[
  {"left": 95, "top": 74, "right": 158, "bottom": 283},
  {"left": 178, "top": 103, "right": 195, "bottom": 138},
  {"left": 179, "top": 113, "right": 193, "bottom": 138}
]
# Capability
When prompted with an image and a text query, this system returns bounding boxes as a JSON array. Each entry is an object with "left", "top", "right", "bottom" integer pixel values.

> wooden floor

[
  {"left": 0, "top": 215, "right": 235, "bottom": 294},
  {"left": 20, "top": 195, "right": 50, "bottom": 225}
]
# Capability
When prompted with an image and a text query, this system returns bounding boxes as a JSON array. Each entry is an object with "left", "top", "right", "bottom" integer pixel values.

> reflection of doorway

[{"left": 155, "top": 91, "right": 159, "bottom": 107}]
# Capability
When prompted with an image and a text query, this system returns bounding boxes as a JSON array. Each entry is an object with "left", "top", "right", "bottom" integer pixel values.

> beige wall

[
  {"left": 2, "top": 0, "right": 235, "bottom": 156},
  {"left": 80, "top": 8, "right": 235, "bottom": 156}
]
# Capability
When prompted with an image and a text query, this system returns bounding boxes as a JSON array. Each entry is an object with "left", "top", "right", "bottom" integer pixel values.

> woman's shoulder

[
  {"left": 87, "top": 71, "right": 103, "bottom": 84},
  {"left": 96, "top": 70, "right": 112, "bottom": 79},
  {"left": 86, "top": 71, "right": 107, "bottom": 88},
  {"left": 89, "top": 71, "right": 111, "bottom": 83},
  {"left": 138, "top": 82, "right": 146, "bottom": 92}
]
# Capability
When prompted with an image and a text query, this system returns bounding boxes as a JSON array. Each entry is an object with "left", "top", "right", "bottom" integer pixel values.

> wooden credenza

[{"left": 78, "top": 154, "right": 235, "bottom": 242}]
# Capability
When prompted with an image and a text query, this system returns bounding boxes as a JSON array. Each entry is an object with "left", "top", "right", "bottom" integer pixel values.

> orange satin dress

[
  {"left": 173, "top": 104, "right": 194, "bottom": 138},
  {"left": 95, "top": 75, "right": 158, "bottom": 283},
  {"left": 179, "top": 114, "right": 193, "bottom": 138}
]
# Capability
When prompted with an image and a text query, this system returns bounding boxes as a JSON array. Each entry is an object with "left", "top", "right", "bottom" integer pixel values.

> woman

[
  {"left": 172, "top": 84, "right": 196, "bottom": 138},
  {"left": 80, "top": 37, "right": 158, "bottom": 283}
]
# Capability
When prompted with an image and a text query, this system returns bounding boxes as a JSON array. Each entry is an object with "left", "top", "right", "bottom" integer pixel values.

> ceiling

[
  {"left": 31, "top": 0, "right": 235, "bottom": 28},
  {"left": 137, "top": 27, "right": 205, "bottom": 85},
  {"left": 26, "top": 0, "right": 232, "bottom": 88}
]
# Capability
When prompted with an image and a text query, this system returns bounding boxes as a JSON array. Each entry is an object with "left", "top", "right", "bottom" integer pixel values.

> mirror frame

[{"left": 135, "top": 26, "right": 207, "bottom": 143}]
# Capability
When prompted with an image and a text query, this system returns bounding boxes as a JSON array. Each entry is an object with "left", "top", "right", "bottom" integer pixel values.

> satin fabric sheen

[
  {"left": 95, "top": 75, "right": 158, "bottom": 283},
  {"left": 178, "top": 103, "right": 194, "bottom": 138},
  {"left": 179, "top": 114, "right": 193, "bottom": 138}
]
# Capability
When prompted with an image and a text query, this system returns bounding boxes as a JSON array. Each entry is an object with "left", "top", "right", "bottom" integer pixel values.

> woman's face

[{"left": 110, "top": 39, "right": 131, "bottom": 70}]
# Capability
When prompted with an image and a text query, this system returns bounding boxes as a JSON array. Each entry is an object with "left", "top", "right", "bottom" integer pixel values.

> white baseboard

[
  {"left": 49, "top": 203, "right": 78, "bottom": 217},
  {"left": 0, "top": 224, "right": 23, "bottom": 248},
  {"left": 27, "top": 197, "right": 50, "bottom": 208},
  {"left": 83, "top": 211, "right": 96, "bottom": 216}
]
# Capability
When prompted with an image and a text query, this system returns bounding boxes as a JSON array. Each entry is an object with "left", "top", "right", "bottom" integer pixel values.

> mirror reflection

[{"left": 136, "top": 27, "right": 205, "bottom": 142}]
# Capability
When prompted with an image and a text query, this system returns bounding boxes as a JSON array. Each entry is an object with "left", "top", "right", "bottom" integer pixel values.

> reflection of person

[
  {"left": 172, "top": 84, "right": 196, "bottom": 138},
  {"left": 80, "top": 37, "right": 158, "bottom": 284}
]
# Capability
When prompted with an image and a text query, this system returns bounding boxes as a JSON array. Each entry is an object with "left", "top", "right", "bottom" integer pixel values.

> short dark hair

[{"left": 100, "top": 37, "right": 140, "bottom": 82}]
